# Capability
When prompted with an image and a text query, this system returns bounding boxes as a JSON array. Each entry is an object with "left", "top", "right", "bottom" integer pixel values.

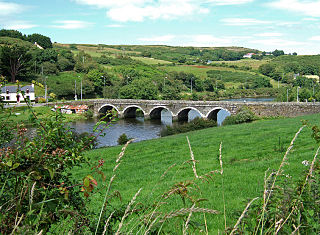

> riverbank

[
  {"left": 70, "top": 113, "right": 320, "bottom": 233},
  {"left": 1, "top": 105, "right": 89, "bottom": 125}
]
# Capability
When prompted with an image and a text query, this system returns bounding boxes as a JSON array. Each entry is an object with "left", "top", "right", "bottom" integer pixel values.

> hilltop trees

[
  {"left": 0, "top": 29, "right": 25, "bottom": 40},
  {"left": 27, "top": 33, "right": 53, "bottom": 48}
]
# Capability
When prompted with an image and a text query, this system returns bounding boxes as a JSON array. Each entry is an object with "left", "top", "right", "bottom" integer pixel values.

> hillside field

[{"left": 70, "top": 113, "right": 320, "bottom": 233}]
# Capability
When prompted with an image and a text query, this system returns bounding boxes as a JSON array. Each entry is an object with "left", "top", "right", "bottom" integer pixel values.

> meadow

[{"left": 70, "top": 113, "right": 320, "bottom": 233}]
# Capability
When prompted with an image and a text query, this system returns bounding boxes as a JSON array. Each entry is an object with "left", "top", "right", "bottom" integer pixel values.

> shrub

[
  {"left": 223, "top": 106, "right": 256, "bottom": 125},
  {"left": 118, "top": 133, "right": 130, "bottom": 145},
  {"left": 82, "top": 109, "right": 93, "bottom": 119},
  {"left": 161, "top": 117, "right": 217, "bottom": 136}
]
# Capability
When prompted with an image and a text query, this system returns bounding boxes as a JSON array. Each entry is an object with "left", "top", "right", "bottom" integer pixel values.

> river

[{"left": 69, "top": 109, "right": 230, "bottom": 147}]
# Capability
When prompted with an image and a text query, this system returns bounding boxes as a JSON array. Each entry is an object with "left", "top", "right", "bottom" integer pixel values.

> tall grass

[{"left": 70, "top": 113, "right": 320, "bottom": 233}]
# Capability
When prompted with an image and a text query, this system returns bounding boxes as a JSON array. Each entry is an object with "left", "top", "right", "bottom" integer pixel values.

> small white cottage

[{"left": 0, "top": 84, "right": 35, "bottom": 103}]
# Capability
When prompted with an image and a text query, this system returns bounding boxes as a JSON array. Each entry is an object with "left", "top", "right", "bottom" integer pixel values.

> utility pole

[
  {"left": 81, "top": 78, "right": 83, "bottom": 100},
  {"left": 312, "top": 80, "right": 315, "bottom": 96},
  {"left": 41, "top": 66, "right": 48, "bottom": 103},
  {"left": 75, "top": 80, "right": 77, "bottom": 101},
  {"left": 45, "top": 76, "right": 48, "bottom": 104}
]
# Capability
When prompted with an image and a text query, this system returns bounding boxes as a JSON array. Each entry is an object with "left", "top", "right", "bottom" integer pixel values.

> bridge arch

[
  {"left": 122, "top": 105, "right": 146, "bottom": 118},
  {"left": 98, "top": 104, "right": 119, "bottom": 117},
  {"left": 177, "top": 107, "right": 204, "bottom": 122},
  {"left": 206, "top": 107, "right": 231, "bottom": 124},
  {"left": 149, "top": 106, "right": 173, "bottom": 120}
]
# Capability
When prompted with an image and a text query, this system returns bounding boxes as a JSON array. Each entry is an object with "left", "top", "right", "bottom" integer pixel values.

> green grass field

[
  {"left": 130, "top": 56, "right": 172, "bottom": 65},
  {"left": 70, "top": 113, "right": 320, "bottom": 233},
  {"left": 213, "top": 59, "right": 270, "bottom": 70}
]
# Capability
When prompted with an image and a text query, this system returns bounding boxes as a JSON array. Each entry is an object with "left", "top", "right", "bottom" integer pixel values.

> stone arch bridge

[{"left": 85, "top": 99, "right": 320, "bottom": 121}]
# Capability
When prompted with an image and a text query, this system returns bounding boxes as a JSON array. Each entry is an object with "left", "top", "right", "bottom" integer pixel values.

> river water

[{"left": 69, "top": 109, "right": 234, "bottom": 147}]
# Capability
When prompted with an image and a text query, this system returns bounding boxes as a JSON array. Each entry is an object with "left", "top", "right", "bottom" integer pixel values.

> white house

[
  {"left": 243, "top": 53, "right": 255, "bottom": 58},
  {"left": 1, "top": 84, "right": 35, "bottom": 103},
  {"left": 34, "top": 42, "right": 44, "bottom": 50}
]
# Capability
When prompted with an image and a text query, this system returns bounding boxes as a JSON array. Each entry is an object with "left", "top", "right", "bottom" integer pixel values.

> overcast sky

[{"left": 1, "top": 0, "right": 320, "bottom": 54}]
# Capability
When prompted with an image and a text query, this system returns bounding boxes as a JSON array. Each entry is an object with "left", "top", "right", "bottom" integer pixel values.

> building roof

[
  {"left": 1, "top": 85, "right": 34, "bottom": 93},
  {"left": 55, "top": 105, "right": 89, "bottom": 110}
]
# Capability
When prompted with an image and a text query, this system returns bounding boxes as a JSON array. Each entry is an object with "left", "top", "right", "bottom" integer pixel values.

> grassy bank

[
  {"left": 1, "top": 105, "right": 88, "bottom": 125},
  {"left": 70, "top": 113, "right": 320, "bottom": 233}
]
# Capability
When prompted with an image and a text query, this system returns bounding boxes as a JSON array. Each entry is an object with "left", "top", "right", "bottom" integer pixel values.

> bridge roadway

[{"left": 79, "top": 99, "right": 320, "bottom": 121}]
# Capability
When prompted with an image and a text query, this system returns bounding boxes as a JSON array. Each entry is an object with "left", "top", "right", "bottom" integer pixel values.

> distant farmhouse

[
  {"left": 34, "top": 42, "right": 44, "bottom": 50},
  {"left": 243, "top": 53, "right": 255, "bottom": 58},
  {"left": 54, "top": 105, "right": 89, "bottom": 114},
  {"left": 0, "top": 84, "right": 35, "bottom": 103}
]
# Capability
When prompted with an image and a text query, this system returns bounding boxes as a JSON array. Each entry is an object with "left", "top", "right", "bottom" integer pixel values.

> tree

[
  {"left": 119, "top": 78, "right": 158, "bottom": 99},
  {"left": 86, "top": 69, "right": 104, "bottom": 93},
  {"left": 0, "top": 44, "right": 32, "bottom": 82},
  {"left": 272, "top": 49, "right": 285, "bottom": 57},
  {"left": 0, "top": 29, "right": 25, "bottom": 40},
  {"left": 57, "top": 57, "right": 74, "bottom": 71},
  {"left": 141, "top": 51, "right": 152, "bottom": 57},
  {"left": 27, "top": 33, "right": 53, "bottom": 49},
  {"left": 41, "top": 61, "right": 58, "bottom": 75},
  {"left": 259, "top": 63, "right": 276, "bottom": 77}
]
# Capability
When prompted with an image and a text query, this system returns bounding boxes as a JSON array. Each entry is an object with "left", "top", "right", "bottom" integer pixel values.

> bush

[
  {"left": 223, "top": 107, "right": 256, "bottom": 125},
  {"left": 118, "top": 133, "right": 130, "bottom": 145},
  {"left": 82, "top": 109, "right": 93, "bottom": 119},
  {"left": 161, "top": 117, "right": 217, "bottom": 136}
]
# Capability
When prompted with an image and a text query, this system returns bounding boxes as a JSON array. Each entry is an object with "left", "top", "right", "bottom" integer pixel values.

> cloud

[
  {"left": 0, "top": 1, "right": 23, "bottom": 16},
  {"left": 249, "top": 38, "right": 305, "bottom": 46},
  {"left": 221, "top": 18, "right": 271, "bottom": 26},
  {"left": 180, "top": 34, "right": 234, "bottom": 47},
  {"left": 138, "top": 35, "right": 175, "bottom": 43},
  {"left": 52, "top": 20, "right": 93, "bottom": 29},
  {"left": 268, "top": 0, "right": 320, "bottom": 17},
  {"left": 303, "top": 17, "right": 319, "bottom": 21},
  {"left": 309, "top": 35, "right": 320, "bottom": 41},
  {"left": 2, "top": 21, "right": 37, "bottom": 30},
  {"left": 106, "top": 24, "right": 124, "bottom": 28},
  {"left": 255, "top": 32, "right": 283, "bottom": 37},
  {"left": 73, "top": 0, "right": 253, "bottom": 22},
  {"left": 206, "top": 0, "right": 254, "bottom": 5},
  {"left": 106, "top": 1, "right": 207, "bottom": 22}
]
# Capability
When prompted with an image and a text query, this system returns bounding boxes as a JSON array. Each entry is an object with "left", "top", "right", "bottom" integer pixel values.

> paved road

[{"left": 4, "top": 102, "right": 52, "bottom": 108}]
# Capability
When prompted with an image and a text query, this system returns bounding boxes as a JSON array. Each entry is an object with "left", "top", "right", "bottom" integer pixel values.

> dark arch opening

[
  {"left": 150, "top": 107, "right": 164, "bottom": 119},
  {"left": 99, "top": 105, "right": 118, "bottom": 119},
  {"left": 149, "top": 107, "right": 172, "bottom": 120},
  {"left": 123, "top": 106, "right": 144, "bottom": 119},
  {"left": 207, "top": 108, "right": 231, "bottom": 125},
  {"left": 178, "top": 108, "right": 202, "bottom": 122},
  {"left": 207, "top": 109, "right": 221, "bottom": 121},
  {"left": 178, "top": 109, "right": 191, "bottom": 122}
]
